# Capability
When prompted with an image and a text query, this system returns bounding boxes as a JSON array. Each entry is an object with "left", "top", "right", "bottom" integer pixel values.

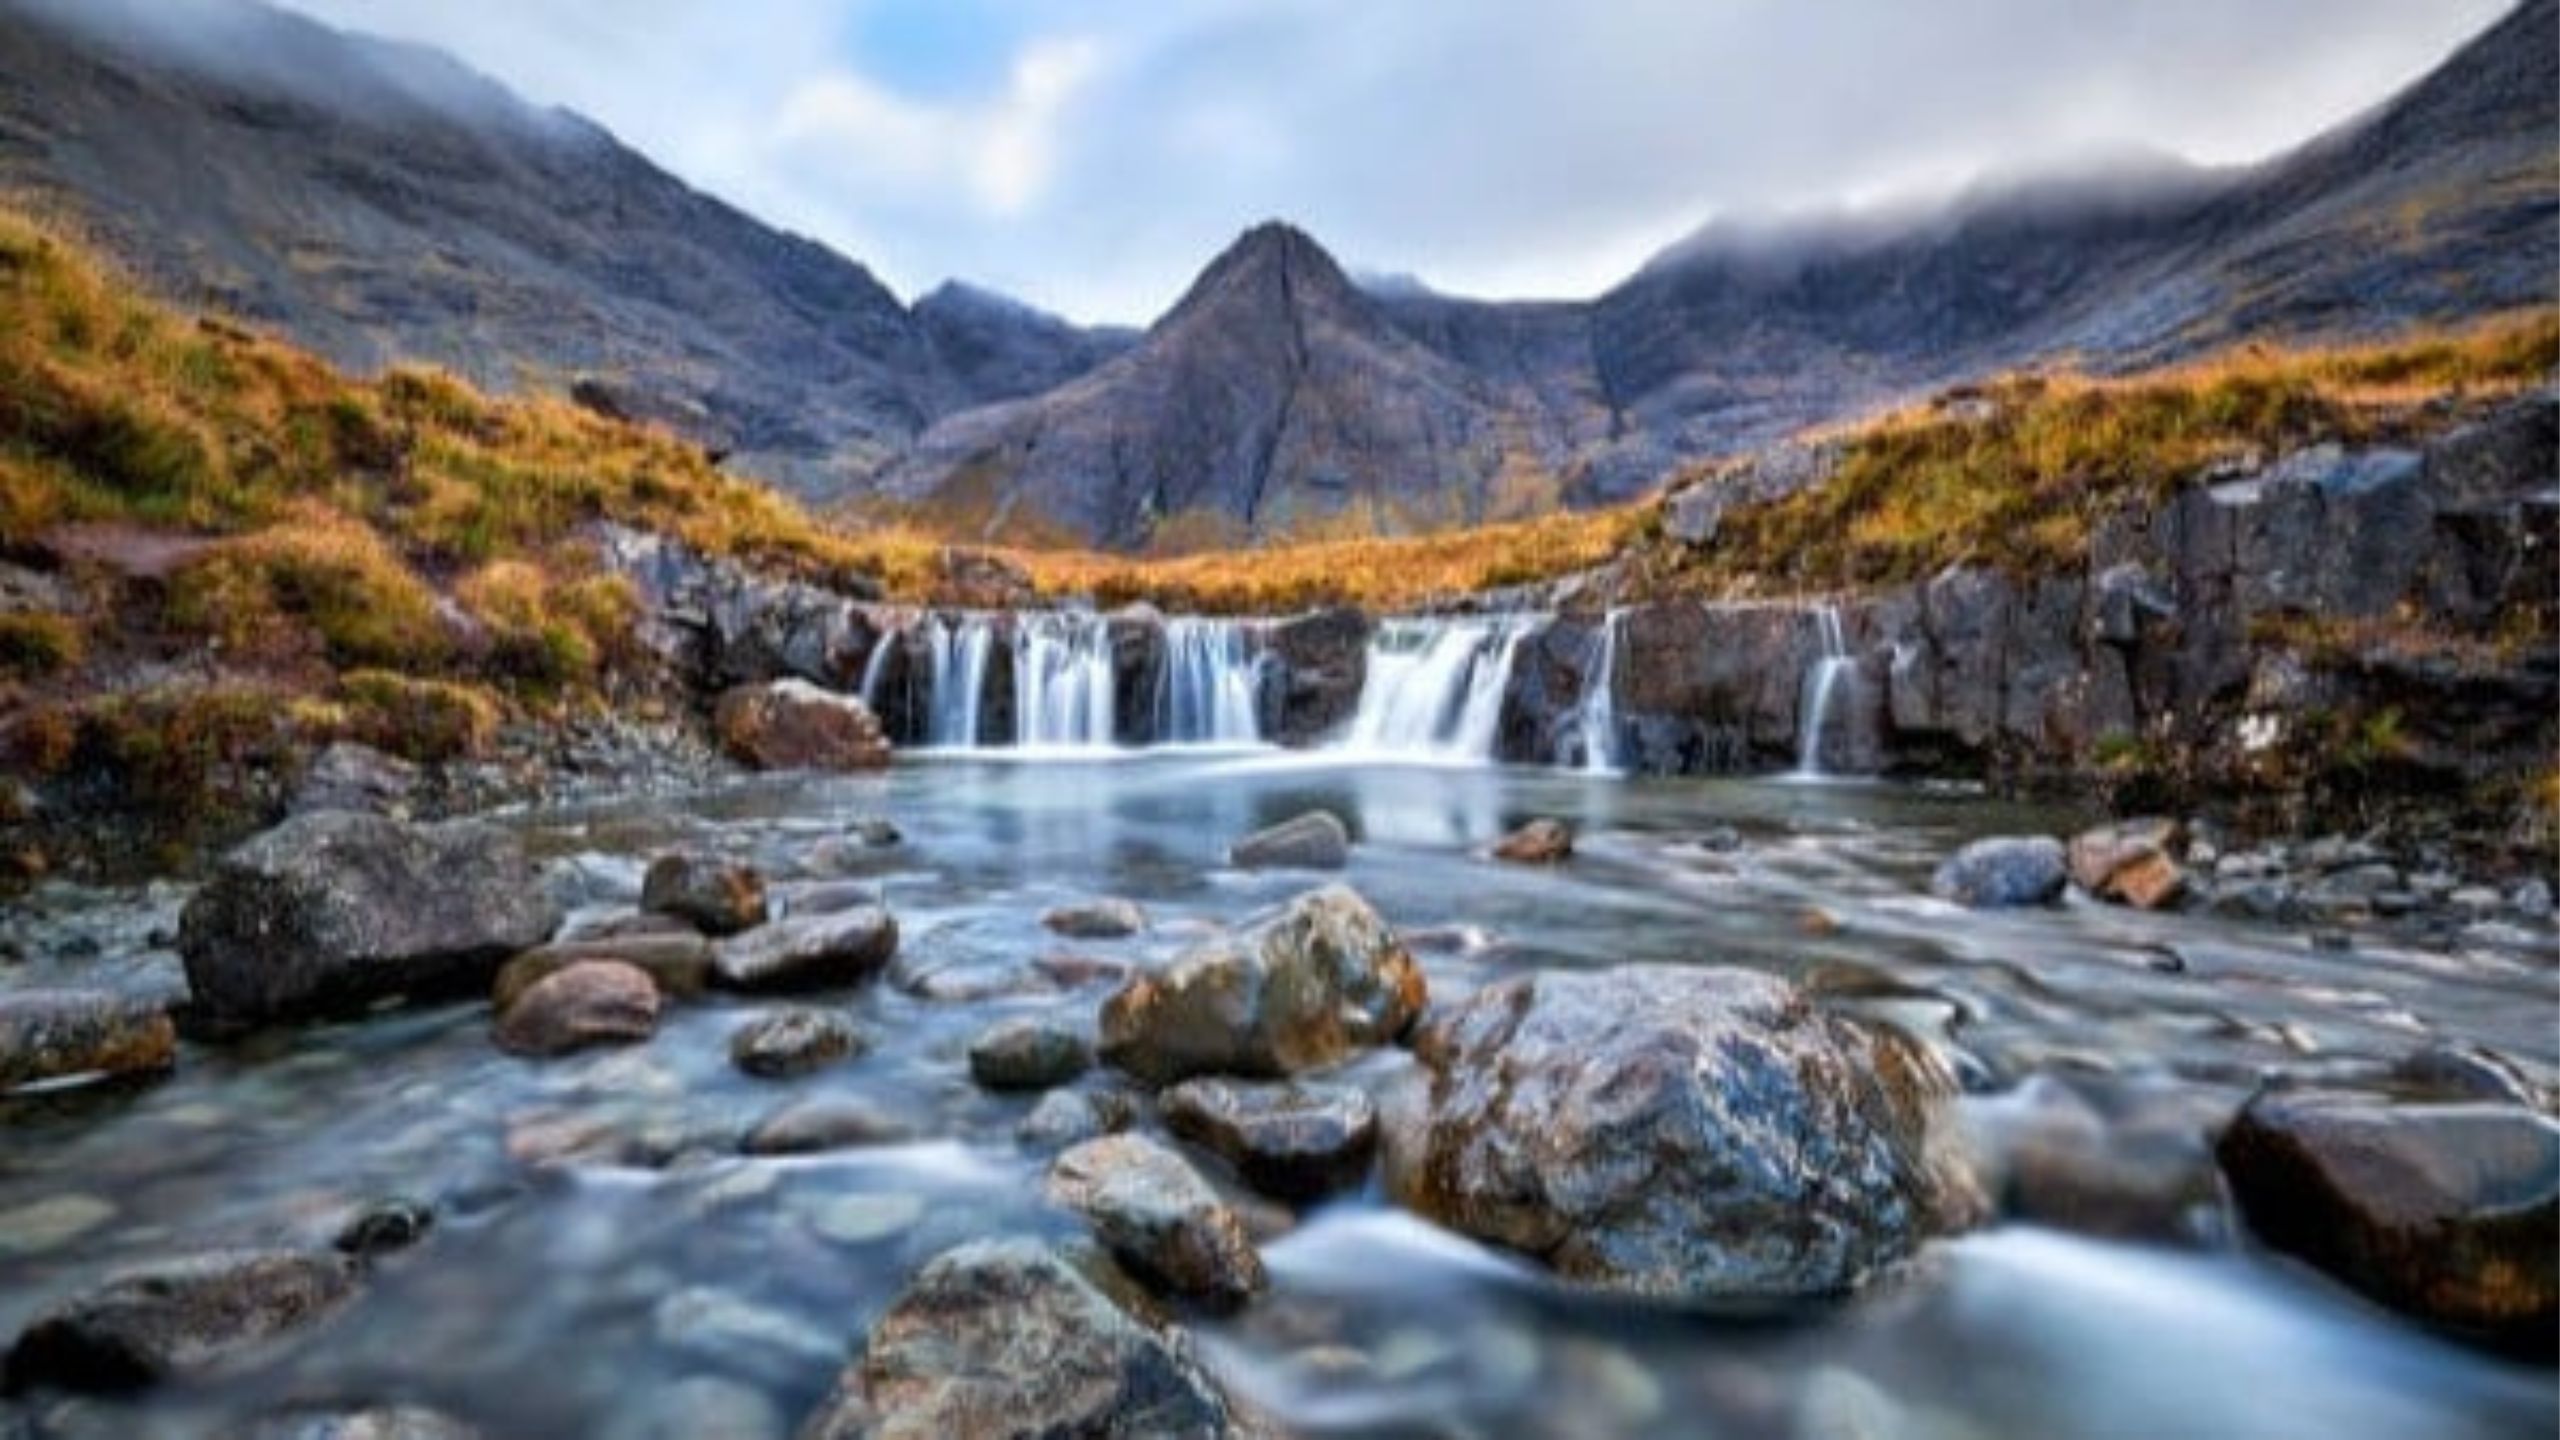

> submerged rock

[
  {"left": 1491, "top": 818, "right": 1574, "bottom": 865},
  {"left": 741, "top": 1096, "right": 917, "bottom": 1156},
  {"left": 799, "top": 1238, "right": 1241, "bottom": 1438},
  {"left": 641, "top": 854, "right": 769, "bottom": 937},
  {"left": 1100, "top": 884, "right": 1424, "bottom": 1086},
  {"left": 1930, "top": 836, "right": 2068, "bottom": 909},
  {"left": 4, "top": 1250, "right": 358, "bottom": 1392},
  {"left": 178, "top": 813, "right": 560, "bottom": 1026},
  {"left": 714, "top": 680, "right": 890, "bottom": 771},
  {"left": 1228, "top": 811, "right": 1350, "bottom": 870},
  {"left": 492, "top": 933, "right": 713, "bottom": 1010},
  {"left": 1161, "top": 1077, "right": 1378, "bottom": 1201},
  {"left": 1041, "top": 898, "right": 1148, "bottom": 939},
  {"left": 967, "top": 1017, "right": 1092, "bottom": 1091},
  {"left": 0, "top": 989, "right": 175, "bottom": 1092},
  {"left": 1045, "top": 1134, "right": 1266, "bottom": 1308},
  {"left": 492, "top": 960, "right": 661, "bottom": 1057},
  {"left": 710, "top": 908, "right": 898, "bottom": 992},
  {"left": 728, "top": 1008, "right": 866, "bottom": 1078},
  {"left": 1391, "top": 964, "right": 1982, "bottom": 1302},
  {"left": 2216, "top": 1088, "right": 2558, "bottom": 1353}
]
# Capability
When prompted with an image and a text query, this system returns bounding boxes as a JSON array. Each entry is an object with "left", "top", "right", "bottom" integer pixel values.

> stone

[
  {"left": 179, "top": 813, "right": 561, "bottom": 1026},
  {"left": 1040, "top": 898, "right": 1148, "bottom": 940},
  {"left": 640, "top": 855, "right": 769, "bottom": 937},
  {"left": 728, "top": 1008, "right": 865, "bottom": 1078},
  {"left": 711, "top": 908, "right": 898, "bottom": 992},
  {"left": 491, "top": 932, "right": 713, "bottom": 1010},
  {"left": 2216, "top": 1088, "right": 2558, "bottom": 1353},
  {"left": 1045, "top": 1135, "right": 1266, "bottom": 1308},
  {"left": 1161, "top": 1077, "right": 1379, "bottom": 1201},
  {"left": 492, "top": 961, "right": 660, "bottom": 1057},
  {"left": 1016, "top": 1090, "right": 1133, "bottom": 1150},
  {"left": 286, "top": 742, "right": 419, "bottom": 819},
  {"left": 331, "top": 1198, "right": 433, "bottom": 1258},
  {"left": 1491, "top": 818, "right": 1574, "bottom": 865},
  {"left": 1228, "top": 810, "right": 1350, "bottom": 870},
  {"left": 0, "top": 1195, "right": 116, "bottom": 1256},
  {"left": 3, "top": 1251, "right": 358, "bottom": 1392},
  {"left": 742, "top": 1097, "right": 918, "bottom": 1156},
  {"left": 1389, "top": 965, "right": 1982, "bottom": 1302},
  {"left": 2066, "top": 819, "right": 2188, "bottom": 910},
  {"left": 2512, "top": 879, "right": 2556, "bottom": 919},
  {"left": 0, "top": 990, "right": 175, "bottom": 1092},
  {"left": 966, "top": 1018, "right": 1092, "bottom": 1091},
  {"left": 1100, "top": 885, "right": 1425, "bottom": 1086},
  {"left": 798, "top": 1238, "right": 1240, "bottom": 1438},
  {"left": 1930, "top": 836, "right": 2068, "bottom": 909},
  {"left": 713, "top": 680, "right": 890, "bottom": 771}
]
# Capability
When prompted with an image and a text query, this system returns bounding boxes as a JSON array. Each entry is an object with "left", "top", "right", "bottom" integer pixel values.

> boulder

[
  {"left": 2216, "top": 1089, "right": 2558, "bottom": 1353},
  {"left": 4, "top": 1251, "right": 357, "bottom": 1392},
  {"left": 1044, "top": 1135, "right": 1266, "bottom": 1308},
  {"left": 2067, "top": 819, "right": 2188, "bottom": 910},
  {"left": 1100, "top": 885, "right": 1424, "bottom": 1085},
  {"left": 1929, "top": 836, "right": 2068, "bottom": 909},
  {"left": 1264, "top": 608, "right": 1371, "bottom": 746},
  {"left": 967, "top": 1018, "right": 1092, "bottom": 1091},
  {"left": 1161, "top": 1077, "right": 1378, "bottom": 1201},
  {"left": 710, "top": 908, "right": 897, "bottom": 992},
  {"left": 1017, "top": 1090, "right": 1136, "bottom": 1151},
  {"left": 0, "top": 990, "right": 176, "bottom": 1092},
  {"left": 492, "top": 961, "right": 660, "bottom": 1057},
  {"left": 713, "top": 680, "right": 890, "bottom": 771},
  {"left": 639, "top": 854, "right": 768, "bottom": 937},
  {"left": 799, "top": 1238, "right": 1241, "bottom": 1438},
  {"left": 1491, "top": 819, "right": 1573, "bottom": 865},
  {"left": 1390, "top": 965, "right": 1982, "bottom": 1302},
  {"left": 728, "top": 1008, "right": 866, "bottom": 1078},
  {"left": 179, "top": 813, "right": 561, "bottom": 1026},
  {"left": 491, "top": 933, "right": 713, "bottom": 1010},
  {"left": 1041, "top": 898, "right": 1148, "bottom": 940},
  {"left": 1228, "top": 811, "right": 1349, "bottom": 870},
  {"left": 742, "top": 1097, "right": 918, "bottom": 1156}
]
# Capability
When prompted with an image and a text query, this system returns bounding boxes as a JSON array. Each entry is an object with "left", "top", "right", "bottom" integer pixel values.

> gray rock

[
  {"left": 711, "top": 908, "right": 898, "bottom": 992},
  {"left": 1016, "top": 1090, "right": 1134, "bottom": 1150},
  {"left": 728, "top": 1008, "right": 866, "bottom": 1079},
  {"left": 179, "top": 813, "right": 561, "bottom": 1026},
  {"left": 0, "top": 990, "right": 176, "bottom": 1092},
  {"left": 1045, "top": 1135, "right": 1266, "bottom": 1308},
  {"left": 967, "top": 1018, "right": 1092, "bottom": 1091},
  {"left": 1930, "top": 836, "right": 2068, "bottom": 908},
  {"left": 1390, "top": 965, "right": 1983, "bottom": 1301},
  {"left": 640, "top": 855, "right": 769, "bottom": 937},
  {"left": 1101, "top": 884, "right": 1424, "bottom": 1085},
  {"left": 492, "top": 960, "right": 661, "bottom": 1057},
  {"left": 1040, "top": 898, "right": 1148, "bottom": 940},
  {"left": 1228, "top": 811, "right": 1350, "bottom": 870},
  {"left": 799, "top": 1238, "right": 1240, "bottom": 1438},
  {"left": 4, "top": 1251, "right": 359, "bottom": 1392},
  {"left": 331, "top": 1198, "right": 433, "bottom": 1259},
  {"left": 286, "top": 742, "right": 418, "bottom": 819},
  {"left": 1161, "top": 1077, "right": 1378, "bottom": 1201},
  {"left": 741, "top": 1097, "right": 917, "bottom": 1156}
]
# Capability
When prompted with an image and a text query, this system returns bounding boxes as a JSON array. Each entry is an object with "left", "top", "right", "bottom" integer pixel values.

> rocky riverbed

[{"left": 0, "top": 754, "right": 2553, "bottom": 1438}]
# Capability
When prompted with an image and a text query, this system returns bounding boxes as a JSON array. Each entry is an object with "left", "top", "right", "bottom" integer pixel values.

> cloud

[{"left": 265, "top": 0, "right": 2509, "bottom": 324}]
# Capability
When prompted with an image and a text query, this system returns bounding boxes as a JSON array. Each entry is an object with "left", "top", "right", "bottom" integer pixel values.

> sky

[{"left": 267, "top": 0, "right": 2510, "bottom": 325}]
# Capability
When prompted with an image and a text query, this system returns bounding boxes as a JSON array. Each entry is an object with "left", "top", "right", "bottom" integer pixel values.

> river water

[{"left": 1, "top": 753, "right": 2552, "bottom": 1437}]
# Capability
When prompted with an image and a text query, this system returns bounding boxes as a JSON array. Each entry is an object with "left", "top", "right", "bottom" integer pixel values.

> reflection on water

[{"left": 1, "top": 754, "right": 2552, "bottom": 1438}]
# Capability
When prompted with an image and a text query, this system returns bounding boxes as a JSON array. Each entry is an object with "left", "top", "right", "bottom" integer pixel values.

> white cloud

[{"left": 774, "top": 37, "right": 1102, "bottom": 217}]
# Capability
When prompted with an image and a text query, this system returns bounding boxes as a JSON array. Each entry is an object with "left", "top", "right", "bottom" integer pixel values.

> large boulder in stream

[
  {"left": 713, "top": 680, "right": 890, "bottom": 771},
  {"left": 4, "top": 1250, "right": 358, "bottom": 1392},
  {"left": 1100, "top": 884, "right": 1424, "bottom": 1085},
  {"left": 709, "top": 907, "right": 898, "bottom": 992},
  {"left": 799, "top": 1238, "right": 1245, "bottom": 1438},
  {"left": 1389, "top": 965, "right": 1983, "bottom": 1302},
  {"left": 2216, "top": 1089, "right": 2559, "bottom": 1354},
  {"left": 1045, "top": 1134, "right": 1266, "bottom": 1308},
  {"left": 179, "top": 813, "right": 561, "bottom": 1027},
  {"left": 1929, "top": 836, "right": 2068, "bottom": 909}
]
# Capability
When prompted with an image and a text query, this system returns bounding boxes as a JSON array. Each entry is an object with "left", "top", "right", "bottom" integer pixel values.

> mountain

[
  {"left": 914, "top": 282, "right": 1140, "bottom": 409},
  {"left": 874, "top": 223, "right": 1570, "bottom": 547},
  {"left": 0, "top": 0, "right": 1119, "bottom": 495}
]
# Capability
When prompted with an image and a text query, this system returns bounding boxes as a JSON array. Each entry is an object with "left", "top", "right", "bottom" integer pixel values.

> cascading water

[
  {"left": 1155, "top": 619, "right": 1264, "bottom": 746},
  {"left": 856, "top": 617, "right": 901, "bottom": 713},
  {"left": 1573, "top": 608, "right": 1627, "bottom": 773},
  {"left": 1793, "top": 604, "right": 1854, "bottom": 778},
  {"left": 1341, "top": 615, "right": 1541, "bottom": 762},
  {"left": 1011, "top": 611, "right": 1116, "bottom": 748},
  {"left": 923, "top": 615, "right": 996, "bottom": 748}
]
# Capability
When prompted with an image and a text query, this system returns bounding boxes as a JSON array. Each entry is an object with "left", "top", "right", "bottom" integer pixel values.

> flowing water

[
  {"left": 1343, "top": 616, "right": 1542, "bottom": 762},
  {"left": 1, "top": 756, "right": 2553, "bottom": 1438},
  {"left": 1795, "top": 604, "right": 1854, "bottom": 779}
]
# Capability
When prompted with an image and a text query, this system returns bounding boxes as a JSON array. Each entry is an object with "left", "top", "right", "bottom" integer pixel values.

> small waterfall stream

[
  {"left": 1574, "top": 608, "right": 1627, "bottom": 773},
  {"left": 1011, "top": 612, "right": 1116, "bottom": 748},
  {"left": 1155, "top": 618, "right": 1265, "bottom": 746},
  {"left": 923, "top": 615, "right": 995, "bottom": 748},
  {"left": 1341, "top": 615, "right": 1541, "bottom": 762},
  {"left": 1794, "top": 604, "right": 1854, "bottom": 778}
]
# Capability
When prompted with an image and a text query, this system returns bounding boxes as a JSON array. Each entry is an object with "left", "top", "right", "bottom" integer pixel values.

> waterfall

[
  {"left": 1573, "top": 608, "right": 1627, "bottom": 773},
  {"left": 923, "top": 615, "right": 996, "bottom": 748},
  {"left": 857, "top": 620, "right": 900, "bottom": 713},
  {"left": 1341, "top": 615, "right": 1541, "bottom": 762},
  {"left": 1793, "top": 604, "right": 1853, "bottom": 778},
  {"left": 1011, "top": 611, "right": 1116, "bottom": 749},
  {"left": 1155, "top": 619, "right": 1264, "bottom": 746}
]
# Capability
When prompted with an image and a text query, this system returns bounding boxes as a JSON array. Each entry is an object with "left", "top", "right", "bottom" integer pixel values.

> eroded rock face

[
  {"left": 1100, "top": 885, "right": 1423, "bottom": 1085},
  {"left": 0, "top": 990, "right": 175, "bottom": 1092},
  {"left": 800, "top": 1238, "right": 1240, "bottom": 1439},
  {"left": 710, "top": 908, "right": 898, "bottom": 992},
  {"left": 640, "top": 855, "right": 769, "bottom": 937},
  {"left": 4, "top": 1251, "right": 358, "bottom": 1392},
  {"left": 1045, "top": 1134, "right": 1266, "bottom": 1308},
  {"left": 713, "top": 680, "right": 890, "bottom": 771},
  {"left": 1161, "top": 1077, "right": 1379, "bottom": 1201},
  {"left": 179, "top": 813, "right": 561, "bottom": 1026},
  {"left": 1391, "top": 965, "right": 1983, "bottom": 1302},
  {"left": 2216, "top": 1089, "right": 2559, "bottom": 1353},
  {"left": 491, "top": 960, "right": 660, "bottom": 1057},
  {"left": 1930, "top": 836, "right": 2068, "bottom": 909}
]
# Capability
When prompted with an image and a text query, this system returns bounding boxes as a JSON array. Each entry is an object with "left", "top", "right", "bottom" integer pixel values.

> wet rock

[
  {"left": 331, "top": 1198, "right": 433, "bottom": 1259},
  {"left": 728, "top": 1008, "right": 866, "bottom": 1079},
  {"left": 1228, "top": 811, "right": 1349, "bottom": 871},
  {"left": 557, "top": 909, "right": 699, "bottom": 944},
  {"left": 1161, "top": 1077, "right": 1378, "bottom": 1201},
  {"left": 1391, "top": 965, "right": 1983, "bottom": 1301},
  {"left": 225, "top": 1406, "right": 481, "bottom": 1440},
  {"left": 774, "top": 880, "right": 881, "bottom": 919},
  {"left": 640, "top": 854, "right": 769, "bottom": 937},
  {"left": 1491, "top": 818, "right": 1574, "bottom": 865},
  {"left": 0, "top": 990, "right": 175, "bottom": 1092},
  {"left": 1101, "top": 884, "right": 1425, "bottom": 1086},
  {"left": 1041, "top": 898, "right": 1148, "bottom": 939},
  {"left": 1264, "top": 608, "right": 1371, "bottom": 747},
  {"left": 2511, "top": 879, "right": 2555, "bottom": 920},
  {"left": 286, "top": 742, "right": 419, "bottom": 819},
  {"left": 0, "top": 1195, "right": 115, "bottom": 1257},
  {"left": 179, "top": 813, "right": 561, "bottom": 1026},
  {"left": 1045, "top": 1135, "right": 1266, "bottom": 1308},
  {"left": 711, "top": 908, "right": 898, "bottom": 992},
  {"left": 2216, "top": 1088, "right": 2558, "bottom": 1352},
  {"left": 967, "top": 1017, "right": 1092, "bottom": 1091},
  {"left": 492, "top": 933, "right": 713, "bottom": 1011},
  {"left": 2393, "top": 1043, "right": 2554, "bottom": 1109},
  {"left": 1930, "top": 836, "right": 2067, "bottom": 909},
  {"left": 3, "top": 1250, "right": 358, "bottom": 1392},
  {"left": 713, "top": 680, "right": 890, "bottom": 771},
  {"left": 1967, "top": 1078, "right": 2221, "bottom": 1243},
  {"left": 1017, "top": 1090, "right": 1135, "bottom": 1150},
  {"left": 492, "top": 961, "right": 660, "bottom": 1057},
  {"left": 1035, "top": 953, "right": 1134, "bottom": 989},
  {"left": 799, "top": 1237, "right": 1240, "bottom": 1438},
  {"left": 503, "top": 1109, "right": 693, "bottom": 1170},
  {"left": 2066, "top": 819, "right": 2188, "bottom": 910},
  {"left": 741, "top": 1096, "right": 918, "bottom": 1156}
]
